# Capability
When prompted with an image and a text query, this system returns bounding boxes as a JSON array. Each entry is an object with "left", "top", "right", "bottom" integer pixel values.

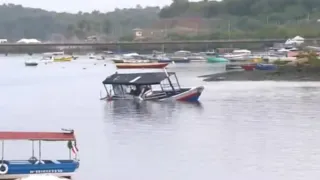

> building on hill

[{"left": 16, "top": 39, "right": 41, "bottom": 43}]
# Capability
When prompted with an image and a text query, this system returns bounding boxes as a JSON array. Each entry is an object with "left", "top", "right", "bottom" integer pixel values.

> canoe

[
  {"left": 207, "top": 56, "right": 228, "bottom": 63},
  {"left": 115, "top": 63, "right": 168, "bottom": 69}
]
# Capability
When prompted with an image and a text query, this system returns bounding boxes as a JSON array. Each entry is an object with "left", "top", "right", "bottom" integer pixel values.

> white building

[
  {"left": 16, "top": 38, "right": 41, "bottom": 43},
  {"left": 285, "top": 36, "right": 304, "bottom": 45},
  {"left": 0, "top": 39, "right": 7, "bottom": 43}
]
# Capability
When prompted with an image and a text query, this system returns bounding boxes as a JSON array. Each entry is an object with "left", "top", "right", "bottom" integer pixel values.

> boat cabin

[{"left": 102, "top": 72, "right": 185, "bottom": 100}]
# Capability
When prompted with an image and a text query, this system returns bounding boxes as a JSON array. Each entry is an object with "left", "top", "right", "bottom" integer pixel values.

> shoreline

[{"left": 200, "top": 66, "right": 320, "bottom": 82}]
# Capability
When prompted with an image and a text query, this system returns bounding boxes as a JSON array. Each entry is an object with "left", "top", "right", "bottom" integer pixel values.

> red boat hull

[
  {"left": 241, "top": 64, "right": 255, "bottom": 71},
  {"left": 115, "top": 63, "right": 168, "bottom": 69}
]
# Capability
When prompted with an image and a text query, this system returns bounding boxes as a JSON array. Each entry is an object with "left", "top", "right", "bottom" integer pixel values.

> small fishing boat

[
  {"left": 223, "top": 49, "right": 251, "bottom": 61},
  {"left": 162, "top": 50, "right": 191, "bottom": 63},
  {"left": 54, "top": 56, "right": 72, "bottom": 62},
  {"left": 241, "top": 64, "right": 255, "bottom": 71},
  {"left": 115, "top": 63, "right": 168, "bottom": 69},
  {"left": 0, "top": 129, "right": 79, "bottom": 179},
  {"left": 207, "top": 56, "right": 229, "bottom": 63},
  {"left": 113, "top": 55, "right": 156, "bottom": 63},
  {"left": 25, "top": 60, "right": 38, "bottom": 66},
  {"left": 255, "top": 63, "right": 277, "bottom": 70},
  {"left": 88, "top": 53, "right": 96, "bottom": 59},
  {"left": 101, "top": 68, "right": 204, "bottom": 102}
]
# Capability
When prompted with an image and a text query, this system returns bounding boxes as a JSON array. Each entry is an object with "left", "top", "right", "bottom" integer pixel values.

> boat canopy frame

[
  {"left": 102, "top": 71, "right": 182, "bottom": 98},
  {"left": 0, "top": 129, "right": 77, "bottom": 164}
]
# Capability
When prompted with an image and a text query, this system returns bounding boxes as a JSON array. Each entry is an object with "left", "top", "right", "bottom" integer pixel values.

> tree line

[
  {"left": 159, "top": 0, "right": 320, "bottom": 39},
  {"left": 0, "top": 4, "right": 159, "bottom": 41}
]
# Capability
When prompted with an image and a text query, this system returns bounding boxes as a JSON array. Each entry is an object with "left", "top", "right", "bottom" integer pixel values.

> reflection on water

[
  {"left": 1, "top": 57, "right": 320, "bottom": 180},
  {"left": 104, "top": 100, "right": 203, "bottom": 123}
]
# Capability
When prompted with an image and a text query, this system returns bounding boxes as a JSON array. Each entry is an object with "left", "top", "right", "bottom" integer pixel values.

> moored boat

[
  {"left": 0, "top": 129, "right": 79, "bottom": 179},
  {"left": 88, "top": 53, "right": 96, "bottom": 59},
  {"left": 255, "top": 63, "right": 277, "bottom": 70},
  {"left": 223, "top": 49, "right": 251, "bottom": 61},
  {"left": 53, "top": 57, "right": 72, "bottom": 62},
  {"left": 207, "top": 56, "right": 229, "bottom": 63},
  {"left": 115, "top": 63, "right": 168, "bottom": 69},
  {"left": 241, "top": 64, "right": 255, "bottom": 71},
  {"left": 101, "top": 70, "right": 204, "bottom": 102},
  {"left": 24, "top": 61, "right": 38, "bottom": 66}
]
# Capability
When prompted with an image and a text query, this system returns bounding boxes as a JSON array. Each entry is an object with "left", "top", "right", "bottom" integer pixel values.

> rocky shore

[{"left": 200, "top": 66, "right": 320, "bottom": 81}]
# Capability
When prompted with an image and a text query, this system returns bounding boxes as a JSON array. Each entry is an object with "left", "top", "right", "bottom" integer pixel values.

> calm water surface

[{"left": 0, "top": 56, "right": 320, "bottom": 180}]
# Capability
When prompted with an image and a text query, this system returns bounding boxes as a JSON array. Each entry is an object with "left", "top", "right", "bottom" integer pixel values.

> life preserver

[{"left": 0, "top": 164, "right": 8, "bottom": 175}]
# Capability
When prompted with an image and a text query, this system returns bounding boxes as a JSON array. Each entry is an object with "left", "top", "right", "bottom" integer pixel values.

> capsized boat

[
  {"left": 101, "top": 69, "right": 204, "bottom": 102},
  {"left": 115, "top": 63, "right": 168, "bottom": 69},
  {"left": 0, "top": 129, "right": 79, "bottom": 179}
]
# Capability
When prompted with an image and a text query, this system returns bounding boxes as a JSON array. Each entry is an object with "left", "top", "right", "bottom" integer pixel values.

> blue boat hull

[
  {"left": 255, "top": 64, "right": 277, "bottom": 70},
  {"left": 0, "top": 160, "right": 79, "bottom": 179}
]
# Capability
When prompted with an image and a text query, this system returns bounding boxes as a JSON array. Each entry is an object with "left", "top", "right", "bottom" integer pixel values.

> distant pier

[{"left": 0, "top": 38, "right": 319, "bottom": 53}]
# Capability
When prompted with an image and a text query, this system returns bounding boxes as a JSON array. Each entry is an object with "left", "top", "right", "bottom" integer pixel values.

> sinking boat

[
  {"left": 0, "top": 129, "right": 79, "bottom": 179},
  {"left": 115, "top": 63, "right": 168, "bottom": 69},
  {"left": 101, "top": 68, "right": 204, "bottom": 102}
]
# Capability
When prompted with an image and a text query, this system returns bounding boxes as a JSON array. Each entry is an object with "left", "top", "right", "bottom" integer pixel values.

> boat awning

[
  {"left": 0, "top": 131, "right": 76, "bottom": 141},
  {"left": 102, "top": 72, "right": 174, "bottom": 85}
]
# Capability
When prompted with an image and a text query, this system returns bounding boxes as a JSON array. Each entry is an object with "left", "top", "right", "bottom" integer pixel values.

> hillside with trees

[
  {"left": 0, "top": 3, "right": 159, "bottom": 41},
  {"left": 1, "top": 1, "right": 320, "bottom": 41},
  {"left": 158, "top": 0, "right": 320, "bottom": 39}
]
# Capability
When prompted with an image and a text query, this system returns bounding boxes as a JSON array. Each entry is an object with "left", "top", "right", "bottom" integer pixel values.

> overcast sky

[{"left": 0, "top": 0, "right": 175, "bottom": 13}]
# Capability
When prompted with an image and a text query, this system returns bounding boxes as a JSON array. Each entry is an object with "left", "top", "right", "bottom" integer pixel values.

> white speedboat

[
  {"left": 223, "top": 49, "right": 251, "bottom": 61},
  {"left": 88, "top": 53, "right": 96, "bottom": 59},
  {"left": 25, "top": 57, "right": 39, "bottom": 66}
]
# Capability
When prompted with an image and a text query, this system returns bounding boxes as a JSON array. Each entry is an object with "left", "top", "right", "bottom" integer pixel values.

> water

[{"left": 1, "top": 56, "right": 320, "bottom": 180}]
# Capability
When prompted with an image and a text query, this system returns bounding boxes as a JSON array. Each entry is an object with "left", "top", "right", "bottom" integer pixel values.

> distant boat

[
  {"left": 25, "top": 60, "right": 38, "bottom": 66},
  {"left": 255, "top": 63, "right": 277, "bottom": 70},
  {"left": 206, "top": 56, "right": 228, "bottom": 63},
  {"left": 241, "top": 64, "right": 255, "bottom": 71},
  {"left": 54, "top": 56, "right": 72, "bottom": 62},
  {"left": 43, "top": 51, "right": 64, "bottom": 56},
  {"left": 88, "top": 53, "right": 96, "bottom": 59},
  {"left": 223, "top": 49, "right": 251, "bottom": 61}
]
